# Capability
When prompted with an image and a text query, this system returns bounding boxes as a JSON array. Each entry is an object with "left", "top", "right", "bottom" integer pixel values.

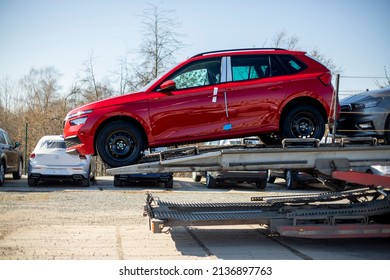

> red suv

[{"left": 64, "top": 48, "right": 335, "bottom": 167}]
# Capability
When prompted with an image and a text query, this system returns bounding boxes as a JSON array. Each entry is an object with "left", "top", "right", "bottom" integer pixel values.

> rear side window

[
  {"left": 279, "top": 55, "right": 306, "bottom": 73},
  {"left": 231, "top": 55, "right": 286, "bottom": 82}
]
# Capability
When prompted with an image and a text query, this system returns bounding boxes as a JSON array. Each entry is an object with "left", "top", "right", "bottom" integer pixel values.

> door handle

[{"left": 268, "top": 86, "right": 283, "bottom": 91}]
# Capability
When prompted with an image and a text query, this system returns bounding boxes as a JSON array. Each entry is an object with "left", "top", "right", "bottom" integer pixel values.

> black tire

[
  {"left": 164, "top": 178, "right": 174, "bottom": 189},
  {"left": 113, "top": 175, "right": 123, "bottom": 187},
  {"left": 266, "top": 170, "right": 276, "bottom": 183},
  {"left": 281, "top": 105, "right": 325, "bottom": 140},
  {"left": 205, "top": 173, "right": 216, "bottom": 189},
  {"left": 192, "top": 172, "right": 202, "bottom": 182},
  {"left": 384, "top": 115, "right": 390, "bottom": 145},
  {"left": 255, "top": 180, "right": 267, "bottom": 189},
  {"left": 81, "top": 178, "right": 90, "bottom": 187},
  {"left": 96, "top": 121, "right": 145, "bottom": 168},
  {"left": 285, "top": 170, "right": 298, "bottom": 190},
  {"left": 12, "top": 159, "right": 23, "bottom": 180},
  {"left": 0, "top": 161, "right": 5, "bottom": 186},
  {"left": 259, "top": 133, "right": 282, "bottom": 145},
  {"left": 27, "top": 177, "right": 38, "bottom": 187}
]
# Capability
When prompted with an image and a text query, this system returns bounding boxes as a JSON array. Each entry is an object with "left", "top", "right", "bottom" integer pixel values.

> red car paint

[{"left": 64, "top": 49, "right": 336, "bottom": 167}]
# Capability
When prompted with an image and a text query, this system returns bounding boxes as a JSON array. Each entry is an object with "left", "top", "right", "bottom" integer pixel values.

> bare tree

[
  {"left": 268, "top": 29, "right": 299, "bottom": 50},
  {"left": 18, "top": 67, "right": 64, "bottom": 154},
  {"left": 127, "top": 4, "right": 184, "bottom": 89},
  {"left": 266, "top": 30, "right": 343, "bottom": 75},
  {"left": 0, "top": 76, "right": 20, "bottom": 137},
  {"left": 375, "top": 66, "right": 390, "bottom": 88},
  {"left": 116, "top": 55, "right": 136, "bottom": 95},
  {"left": 79, "top": 51, "right": 114, "bottom": 102},
  {"left": 309, "top": 47, "right": 343, "bottom": 75}
]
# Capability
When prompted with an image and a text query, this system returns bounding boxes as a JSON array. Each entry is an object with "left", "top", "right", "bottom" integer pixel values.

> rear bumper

[{"left": 29, "top": 173, "right": 88, "bottom": 181}]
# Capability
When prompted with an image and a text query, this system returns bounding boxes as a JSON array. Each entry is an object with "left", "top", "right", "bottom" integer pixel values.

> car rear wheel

[
  {"left": 255, "top": 180, "right": 267, "bottom": 189},
  {"left": 12, "top": 159, "right": 22, "bottom": 180},
  {"left": 164, "top": 178, "right": 174, "bottom": 189},
  {"left": 96, "top": 121, "right": 145, "bottom": 168},
  {"left": 0, "top": 161, "right": 5, "bottom": 186},
  {"left": 206, "top": 173, "right": 216, "bottom": 189},
  {"left": 81, "top": 178, "right": 90, "bottom": 187},
  {"left": 27, "top": 177, "right": 38, "bottom": 187},
  {"left": 285, "top": 170, "right": 298, "bottom": 190},
  {"left": 281, "top": 105, "right": 325, "bottom": 140}
]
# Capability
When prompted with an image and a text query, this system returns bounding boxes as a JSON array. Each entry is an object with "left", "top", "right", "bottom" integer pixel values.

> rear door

[{"left": 223, "top": 55, "right": 289, "bottom": 134}]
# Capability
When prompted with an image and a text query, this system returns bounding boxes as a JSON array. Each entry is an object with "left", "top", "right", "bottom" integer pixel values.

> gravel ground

[{"left": 1, "top": 175, "right": 390, "bottom": 260}]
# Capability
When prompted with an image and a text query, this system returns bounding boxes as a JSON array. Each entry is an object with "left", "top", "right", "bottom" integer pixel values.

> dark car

[
  {"left": 0, "top": 128, "right": 23, "bottom": 186},
  {"left": 337, "top": 86, "right": 390, "bottom": 144},
  {"left": 113, "top": 173, "right": 173, "bottom": 188},
  {"left": 64, "top": 48, "right": 335, "bottom": 167}
]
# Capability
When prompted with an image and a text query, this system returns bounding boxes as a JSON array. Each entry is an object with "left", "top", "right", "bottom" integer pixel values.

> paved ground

[{"left": 1, "top": 175, "right": 390, "bottom": 260}]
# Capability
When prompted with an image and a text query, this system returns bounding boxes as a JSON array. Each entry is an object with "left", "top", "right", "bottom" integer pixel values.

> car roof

[
  {"left": 191, "top": 48, "right": 305, "bottom": 58},
  {"left": 38, "top": 135, "right": 64, "bottom": 141}
]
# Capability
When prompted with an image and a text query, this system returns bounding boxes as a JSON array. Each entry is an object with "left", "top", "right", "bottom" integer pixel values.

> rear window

[
  {"left": 40, "top": 140, "right": 66, "bottom": 150},
  {"left": 279, "top": 55, "right": 306, "bottom": 73}
]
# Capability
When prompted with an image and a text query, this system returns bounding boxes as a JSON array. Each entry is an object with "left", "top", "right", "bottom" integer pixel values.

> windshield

[{"left": 139, "top": 69, "right": 172, "bottom": 92}]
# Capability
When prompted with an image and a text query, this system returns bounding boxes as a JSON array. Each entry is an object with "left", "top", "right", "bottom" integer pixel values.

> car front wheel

[
  {"left": 281, "top": 105, "right": 325, "bottom": 140},
  {"left": 96, "top": 121, "right": 145, "bottom": 168}
]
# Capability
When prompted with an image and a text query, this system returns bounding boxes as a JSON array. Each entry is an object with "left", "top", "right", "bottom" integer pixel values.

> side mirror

[{"left": 159, "top": 80, "right": 176, "bottom": 91}]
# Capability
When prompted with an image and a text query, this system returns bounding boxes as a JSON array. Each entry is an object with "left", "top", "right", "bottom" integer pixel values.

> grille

[{"left": 65, "top": 136, "right": 82, "bottom": 149}]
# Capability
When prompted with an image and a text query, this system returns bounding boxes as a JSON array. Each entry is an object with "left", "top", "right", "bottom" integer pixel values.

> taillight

[
  {"left": 318, "top": 73, "right": 332, "bottom": 86},
  {"left": 29, "top": 153, "right": 36, "bottom": 159}
]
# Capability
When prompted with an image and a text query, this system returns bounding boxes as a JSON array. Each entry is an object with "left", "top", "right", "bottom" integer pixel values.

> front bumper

[{"left": 337, "top": 108, "right": 385, "bottom": 138}]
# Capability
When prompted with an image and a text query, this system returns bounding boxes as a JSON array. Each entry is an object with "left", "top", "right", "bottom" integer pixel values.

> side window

[
  {"left": 168, "top": 58, "right": 221, "bottom": 90},
  {"left": 0, "top": 132, "right": 6, "bottom": 145},
  {"left": 231, "top": 55, "right": 270, "bottom": 81},
  {"left": 231, "top": 55, "right": 288, "bottom": 81},
  {"left": 278, "top": 55, "right": 306, "bottom": 73}
]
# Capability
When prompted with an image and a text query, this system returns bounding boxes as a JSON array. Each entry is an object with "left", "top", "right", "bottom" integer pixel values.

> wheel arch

[
  {"left": 280, "top": 97, "right": 328, "bottom": 127},
  {"left": 93, "top": 115, "right": 149, "bottom": 155}
]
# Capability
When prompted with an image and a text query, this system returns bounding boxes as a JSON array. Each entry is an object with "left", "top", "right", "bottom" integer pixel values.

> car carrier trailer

[{"left": 107, "top": 137, "right": 390, "bottom": 238}]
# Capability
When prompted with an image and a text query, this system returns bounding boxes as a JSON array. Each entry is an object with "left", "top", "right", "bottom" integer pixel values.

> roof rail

[{"left": 191, "top": 48, "right": 287, "bottom": 58}]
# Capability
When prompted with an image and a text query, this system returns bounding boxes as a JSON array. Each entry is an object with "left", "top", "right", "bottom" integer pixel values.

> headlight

[
  {"left": 70, "top": 117, "right": 88, "bottom": 126},
  {"left": 352, "top": 97, "right": 382, "bottom": 109},
  {"left": 65, "top": 109, "right": 93, "bottom": 121}
]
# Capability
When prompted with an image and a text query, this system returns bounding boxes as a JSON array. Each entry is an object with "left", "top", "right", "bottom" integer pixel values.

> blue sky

[{"left": 1, "top": 0, "right": 389, "bottom": 95}]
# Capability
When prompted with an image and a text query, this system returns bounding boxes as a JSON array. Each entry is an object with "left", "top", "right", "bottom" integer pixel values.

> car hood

[
  {"left": 65, "top": 91, "right": 148, "bottom": 117},
  {"left": 340, "top": 87, "right": 390, "bottom": 105}
]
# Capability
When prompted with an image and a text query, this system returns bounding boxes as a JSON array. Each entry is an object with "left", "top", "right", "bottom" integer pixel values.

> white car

[{"left": 28, "top": 135, "right": 96, "bottom": 187}]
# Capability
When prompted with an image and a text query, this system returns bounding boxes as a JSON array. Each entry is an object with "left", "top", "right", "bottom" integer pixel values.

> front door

[{"left": 148, "top": 57, "right": 230, "bottom": 144}]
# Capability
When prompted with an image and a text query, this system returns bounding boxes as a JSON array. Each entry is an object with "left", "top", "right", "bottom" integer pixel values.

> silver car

[
  {"left": 28, "top": 135, "right": 96, "bottom": 187},
  {"left": 337, "top": 86, "right": 390, "bottom": 144}
]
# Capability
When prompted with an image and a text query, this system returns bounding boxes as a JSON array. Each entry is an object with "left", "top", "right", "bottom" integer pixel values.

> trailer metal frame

[{"left": 106, "top": 138, "right": 390, "bottom": 238}]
